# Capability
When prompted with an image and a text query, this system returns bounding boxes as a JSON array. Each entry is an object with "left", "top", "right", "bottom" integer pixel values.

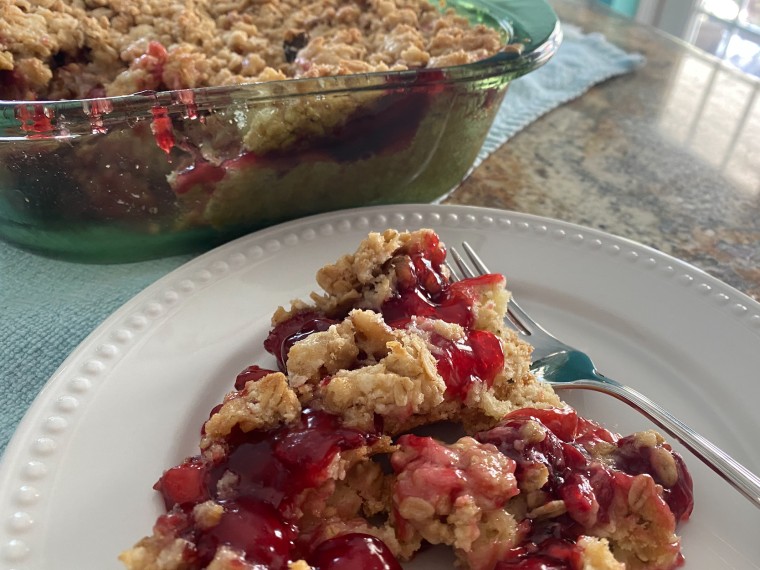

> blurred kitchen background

[
  {"left": 586, "top": 0, "right": 758, "bottom": 191},
  {"left": 601, "top": 0, "right": 760, "bottom": 77}
]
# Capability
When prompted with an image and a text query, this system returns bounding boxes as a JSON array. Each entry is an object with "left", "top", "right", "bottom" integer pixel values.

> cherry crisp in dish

[
  {"left": 120, "top": 229, "right": 694, "bottom": 570},
  {"left": 1, "top": 0, "right": 535, "bottom": 261}
]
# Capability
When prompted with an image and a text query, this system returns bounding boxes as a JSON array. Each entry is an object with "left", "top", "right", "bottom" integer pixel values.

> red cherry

[
  {"left": 308, "top": 534, "right": 402, "bottom": 570},
  {"left": 264, "top": 312, "right": 338, "bottom": 370},
  {"left": 234, "top": 364, "right": 277, "bottom": 390},
  {"left": 429, "top": 328, "right": 504, "bottom": 399},
  {"left": 496, "top": 538, "right": 583, "bottom": 569},
  {"left": 195, "top": 498, "right": 296, "bottom": 567},
  {"left": 154, "top": 457, "right": 209, "bottom": 509}
]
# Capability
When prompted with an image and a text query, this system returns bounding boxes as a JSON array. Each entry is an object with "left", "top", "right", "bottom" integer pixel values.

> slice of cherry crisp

[{"left": 121, "top": 229, "right": 693, "bottom": 570}]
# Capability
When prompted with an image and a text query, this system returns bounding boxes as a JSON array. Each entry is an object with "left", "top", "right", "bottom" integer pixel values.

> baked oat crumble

[
  {"left": 0, "top": 0, "right": 505, "bottom": 101},
  {"left": 120, "top": 229, "right": 693, "bottom": 570}
]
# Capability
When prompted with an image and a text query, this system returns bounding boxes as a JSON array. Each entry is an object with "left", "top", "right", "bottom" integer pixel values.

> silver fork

[{"left": 448, "top": 241, "right": 760, "bottom": 509}]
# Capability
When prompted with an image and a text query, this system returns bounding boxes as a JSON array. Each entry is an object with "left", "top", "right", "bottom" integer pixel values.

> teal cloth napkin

[{"left": 0, "top": 26, "right": 643, "bottom": 456}]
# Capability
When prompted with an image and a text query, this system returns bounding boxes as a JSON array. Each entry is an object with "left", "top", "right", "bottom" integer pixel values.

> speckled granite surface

[{"left": 449, "top": 0, "right": 760, "bottom": 301}]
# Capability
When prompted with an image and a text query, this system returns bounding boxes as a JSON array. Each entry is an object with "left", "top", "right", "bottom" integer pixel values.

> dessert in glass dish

[
  {"left": 120, "top": 229, "right": 693, "bottom": 570},
  {"left": 0, "top": 0, "right": 560, "bottom": 262}
]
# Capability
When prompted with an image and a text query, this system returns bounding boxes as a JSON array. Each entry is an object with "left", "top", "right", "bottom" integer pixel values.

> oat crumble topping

[{"left": 0, "top": 0, "right": 505, "bottom": 101}]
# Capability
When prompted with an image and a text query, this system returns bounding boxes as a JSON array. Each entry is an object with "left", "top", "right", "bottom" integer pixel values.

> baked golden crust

[
  {"left": 287, "top": 310, "right": 447, "bottom": 431},
  {"left": 0, "top": 0, "right": 504, "bottom": 101},
  {"left": 272, "top": 229, "right": 420, "bottom": 322},
  {"left": 200, "top": 372, "right": 301, "bottom": 451}
]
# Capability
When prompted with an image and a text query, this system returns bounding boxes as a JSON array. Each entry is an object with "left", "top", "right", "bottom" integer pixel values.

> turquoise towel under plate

[{"left": 0, "top": 25, "right": 644, "bottom": 455}]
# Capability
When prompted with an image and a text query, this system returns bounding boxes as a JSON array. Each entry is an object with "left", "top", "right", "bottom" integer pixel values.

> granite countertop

[{"left": 449, "top": 0, "right": 760, "bottom": 301}]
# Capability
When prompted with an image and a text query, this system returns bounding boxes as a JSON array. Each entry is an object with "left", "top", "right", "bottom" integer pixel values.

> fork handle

[{"left": 554, "top": 377, "right": 760, "bottom": 509}]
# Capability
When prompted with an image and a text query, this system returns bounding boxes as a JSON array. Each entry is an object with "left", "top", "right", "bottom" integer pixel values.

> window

[
  {"left": 635, "top": 0, "right": 760, "bottom": 188},
  {"left": 687, "top": 0, "right": 760, "bottom": 77},
  {"left": 636, "top": 0, "right": 760, "bottom": 77}
]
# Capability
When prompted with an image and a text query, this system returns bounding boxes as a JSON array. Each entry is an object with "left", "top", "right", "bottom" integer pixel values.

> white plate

[{"left": 1, "top": 204, "right": 759, "bottom": 570}]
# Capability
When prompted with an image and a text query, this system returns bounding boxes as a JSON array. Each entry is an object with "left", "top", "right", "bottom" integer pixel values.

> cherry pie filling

[
  {"left": 135, "top": 231, "right": 693, "bottom": 569},
  {"left": 152, "top": 409, "right": 382, "bottom": 567}
]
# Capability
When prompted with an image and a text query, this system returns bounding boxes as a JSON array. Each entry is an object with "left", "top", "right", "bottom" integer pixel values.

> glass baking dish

[{"left": 0, "top": 0, "right": 560, "bottom": 262}]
